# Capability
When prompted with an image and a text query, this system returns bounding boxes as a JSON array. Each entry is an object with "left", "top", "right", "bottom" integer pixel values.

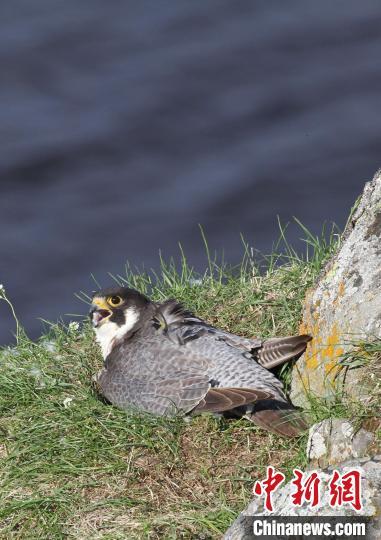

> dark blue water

[{"left": 1, "top": 1, "right": 381, "bottom": 344}]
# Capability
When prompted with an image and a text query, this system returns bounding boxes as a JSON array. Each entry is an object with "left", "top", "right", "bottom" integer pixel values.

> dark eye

[{"left": 108, "top": 295, "right": 122, "bottom": 307}]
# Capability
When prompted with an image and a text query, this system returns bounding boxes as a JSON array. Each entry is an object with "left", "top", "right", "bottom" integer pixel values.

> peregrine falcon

[{"left": 90, "top": 286, "right": 311, "bottom": 437}]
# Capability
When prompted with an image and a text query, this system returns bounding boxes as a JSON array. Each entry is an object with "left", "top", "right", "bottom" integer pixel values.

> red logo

[
  {"left": 329, "top": 469, "right": 362, "bottom": 511},
  {"left": 291, "top": 469, "right": 321, "bottom": 507},
  {"left": 253, "top": 466, "right": 286, "bottom": 512},
  {"left": 253, "top": 467, "right": 362, "bottom": 512}
]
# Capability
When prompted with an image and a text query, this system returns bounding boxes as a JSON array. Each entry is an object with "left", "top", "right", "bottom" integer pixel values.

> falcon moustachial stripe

[{"left": 89, "top": 286, "right": 311, "bottom": 437}]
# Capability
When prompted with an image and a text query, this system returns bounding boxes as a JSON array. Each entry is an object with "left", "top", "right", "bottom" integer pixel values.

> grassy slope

[{"left": 0, "top": 224, "right": 379, "bottom": 539}]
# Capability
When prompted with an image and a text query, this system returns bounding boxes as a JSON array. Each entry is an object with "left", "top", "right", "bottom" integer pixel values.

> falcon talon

[{"left": 89, "top": 286, "right": 312, "bottom": 438}]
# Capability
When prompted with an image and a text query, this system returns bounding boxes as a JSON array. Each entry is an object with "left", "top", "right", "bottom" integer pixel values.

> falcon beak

[{"left": 90, "top": 298, "right": 112, "bottom": 327}]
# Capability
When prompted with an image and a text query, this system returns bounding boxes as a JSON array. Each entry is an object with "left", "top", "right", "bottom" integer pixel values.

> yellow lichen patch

[
  {"left": 333, "top": 281, "right": 345, "bottom": 307},
  {"left": 295, "top": 285, "right": 349, "bottom": 401},
  {"left": 322, "top": 324, "right": 343, "bottom": 359},
  {"left": 305, "top": 329, "right": 322, "bottom": 370},
  {"left": 320, "top": 323, "right": 345, "bottom": 380},
  {"left": 299, "top": 302, "right": 322, "bottom": 371},
  {"left": 299, "top": 321, "right": 309, "bottom": 336},
  {"left": 324, "top": 358, "right": 341, "bottom": 378},
  {"left": 299, "top": 303, "right": 345, "bottom": 391},
  {"left": 338, "top": 281, "right": 345, "bottom": 298}
]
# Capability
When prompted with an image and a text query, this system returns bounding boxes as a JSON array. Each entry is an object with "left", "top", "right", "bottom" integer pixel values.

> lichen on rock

[
  {"left": 224, "top": 172, "right": 381, "bottom": 539},
  {"left": 307, "top": 418, "right": 374, "bottom": 468},
  {"left": 291, "top": 170, "right": 381, "bottom": 407}
]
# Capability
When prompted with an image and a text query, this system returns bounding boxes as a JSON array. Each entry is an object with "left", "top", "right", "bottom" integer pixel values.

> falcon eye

[{"left": 108, "top": 295, "right": 122, "bottom": 307}]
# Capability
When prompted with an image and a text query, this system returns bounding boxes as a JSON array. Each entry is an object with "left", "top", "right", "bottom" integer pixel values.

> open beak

[{"left": 89, "top": 299, "right": 112, "bottom": 327}]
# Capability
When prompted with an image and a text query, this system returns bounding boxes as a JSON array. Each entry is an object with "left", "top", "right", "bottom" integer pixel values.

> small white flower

[
  {"left": 68, "top": 321, "right": 79, "bottom": 332},
  {"left": 0, "top": 284, "right": 4, "bottom": 293},
  {"left": 63, "top": 397, "right": 73, "bottom": 408}
]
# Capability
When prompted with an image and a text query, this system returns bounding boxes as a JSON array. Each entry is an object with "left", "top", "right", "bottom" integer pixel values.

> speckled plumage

[{"left": 90, "top": 287, "right": 311, "bottom": 437}]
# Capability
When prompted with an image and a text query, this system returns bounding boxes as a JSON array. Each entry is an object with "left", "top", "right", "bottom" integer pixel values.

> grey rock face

[
  {"left": 225, "top": 173, "right": 381, "bottom": 540},
  {"left": 291, "top": 170, "right": 381, "bottom": 407},
  {"left": 224, "top": 456, "right": 381, "bottom": 540},
  {"left": 307, "top": 419, "right": 375, "bottom": 468}
]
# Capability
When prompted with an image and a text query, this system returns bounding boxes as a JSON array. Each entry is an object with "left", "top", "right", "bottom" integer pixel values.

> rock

[
  {"left": 223, "top": 513, "right": 257, "bottom": 540},
  {"left": 225, "top": 173, "right": 381, "bottom": 540},
  {"left": 307, "top": 419, "right": 375, "bottom": 468},
  {"left": 291, "top": 170, "right": 381, "bottom": 407},
  {"left": 224, "top": 456, "right": 381, "bottom": 540}
]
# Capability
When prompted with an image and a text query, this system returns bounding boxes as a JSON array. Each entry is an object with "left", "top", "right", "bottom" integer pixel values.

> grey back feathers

[{"left": 92, "top": 288, "right": 311, "bottom": 437}]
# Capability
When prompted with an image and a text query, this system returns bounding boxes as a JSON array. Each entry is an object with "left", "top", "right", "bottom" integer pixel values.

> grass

[
  {"left": 0, "top": 221, "right": 379, "bottom": 539},
  {"left": 338, "top": 338, "right": 381, "bottom": 438}
]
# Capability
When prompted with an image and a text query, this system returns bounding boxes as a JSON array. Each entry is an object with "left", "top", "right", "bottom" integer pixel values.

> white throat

[{"left": 94, "top": 307, "right": 139, "bottom": 359}]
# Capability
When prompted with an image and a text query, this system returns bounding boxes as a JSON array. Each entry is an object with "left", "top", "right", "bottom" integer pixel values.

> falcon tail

[
  {"left": 247, "top": 399, "right": 308, "bottom": 437},
  {"left": 255, "top": 334, "right": 312, "bottom": 370}
]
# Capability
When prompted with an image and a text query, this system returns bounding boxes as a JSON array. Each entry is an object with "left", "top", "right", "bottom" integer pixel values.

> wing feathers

[
  {"left": 257, "top": 334, "right": 311, "bottom": 369},
  {"left": 247, "top": 399, "right": 308, "bottom": 437},
  {"left": 193, "top": 387, "right": 271, "bottom": 413}
]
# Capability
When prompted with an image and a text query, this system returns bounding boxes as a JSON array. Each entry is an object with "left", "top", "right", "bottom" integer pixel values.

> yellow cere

[{"left": 92, "top": 297, "right": 110, "bottom": 310}]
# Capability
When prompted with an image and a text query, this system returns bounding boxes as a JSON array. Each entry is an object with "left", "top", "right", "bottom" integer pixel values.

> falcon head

[{"left": 90, "top": 286, "right": 150, "bottom": 358}]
